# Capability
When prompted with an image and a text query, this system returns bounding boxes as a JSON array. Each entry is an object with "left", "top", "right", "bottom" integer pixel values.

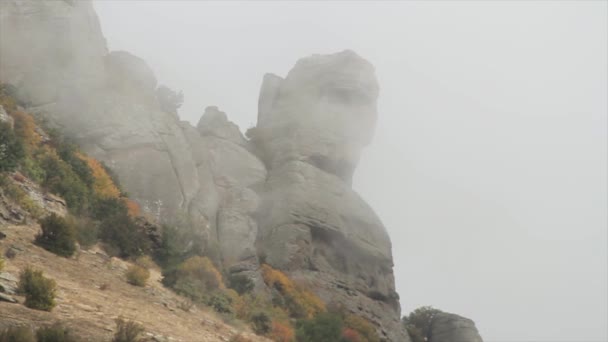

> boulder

[{"left": 430, "top": 312, "right": 484, "bottom": 342}]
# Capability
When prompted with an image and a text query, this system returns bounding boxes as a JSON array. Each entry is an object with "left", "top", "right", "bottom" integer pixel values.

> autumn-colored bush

[
  {"left": 163, "top": 256, "right": 224, "bottom": 301},
  {"left": 18, "top": 267, "right": 57, "bottom": 311},
  {"left": 344, "top": 315, "right": 379, "bottom": 342},
  {"left": 10, "top": 110, "right": 40, "bottom": 152},
  {"left": 268, "top": 321, "right": 295, "bottom": 342},
  {"left": 124, "top": 198, "right": 141, "bottom": 217},
  {"left": 36, "top": 213, "right": 77, "bottom": 257},
  {"left": 261, "top": 264, "right": 325, "bottom": 319},
  {"left": 125, "top": 265, "right": 150, "bottom": 287},
  {"left": 77, "top": 153, "right": 121, "bottom": 199},
  {"left": 341, "top": 328, "right": 363, "bottom": 342}
]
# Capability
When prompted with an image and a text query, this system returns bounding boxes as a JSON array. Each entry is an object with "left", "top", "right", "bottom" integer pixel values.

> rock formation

[
  {"left": 429, "top": 312, "right": 484, "bottom": 342},
  {"left": 0, "top": 1, "right": 481, "bottom": 341}
]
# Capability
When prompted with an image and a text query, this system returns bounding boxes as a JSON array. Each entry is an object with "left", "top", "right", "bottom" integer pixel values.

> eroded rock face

[
  {"left": 255, "top": 50, "right": 379, "bottom": 184},
  {"left": 253, "top": 52, "right": 409, "bottom": 341},
  {"left": 430, "top": 313, "right": 484, "bottom": 342}
]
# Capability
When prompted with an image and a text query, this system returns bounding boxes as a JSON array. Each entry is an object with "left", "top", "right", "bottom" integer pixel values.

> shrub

[
  {"left": 261, "top": 264, "right": 325, "bottom": 319},
  {"left": 156, "top": 85, "right": 184, "bottom": 114},
  {"left": 296, "top": 313, "right": 343, "bottom": 342},
  {"left": 343, "top": 315, "right": 379, "bottom": 342},
  {"left": 268, "top": 321, "right": 295, "bottom": 342},
  {"left": 402, "top": 306, "right": 442, "bottom": 342},
  {"left": 0, "top": 121, "right": 24, "bottom": 172},
  {"left": 163, "top": 256, "right": 223, "bottom": 301},
  {"left": 207, "top": 291, "right": 234, "bottom": 314},
  {"left": 112, "top": 318, "right": 144, "bottom": 342},
  {"left": 250, "top": 311, "right": 272, "bottom": 335},
  {"left": 99, "top": 211, "right": 150, "bottom": 258},
  {"left": 40, "top": 152, "right": 90, "bottom": 214},
  {"left": 228, "top": 274, "right": 254, "bottom": 295},
  {"left": 0, "top": 326, "right": 36, "bottom": 342},
  {"left": 125, "top": 265, "right": 149, "bottom": 287},
  {"left": 0, "top": 256, "right": 4, "bottom": 271},
  {"left": 36, "top": 214, "right": 77, "bottom": 257},
  {"left": 18, "top": 267, "right": 57, "bottom": 311},
  {"left": 341, "top": 328, "right": 363, "bottom": 342},
  {"left": 73, "top": 216, "right": 98, "bottom": 249},
  {"left": 36, "top": 323, "right": 77, "bottom": 342}
]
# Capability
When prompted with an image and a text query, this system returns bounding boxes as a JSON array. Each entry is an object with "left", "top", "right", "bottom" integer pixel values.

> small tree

[
  {"left": 36, "top": 214, "right": 77, "bottom": 257},
  {"left": 18, "top": 267, "right": 57, "bottom": 311},
  {"left": 156, "top": 85, "right": 183, "bottom": 115},
  {"left": 228, "top": 274, "right": 254, "bottom": 295},
  {"left": 403, "top": 306, "right": 442, "bottom": 342}
]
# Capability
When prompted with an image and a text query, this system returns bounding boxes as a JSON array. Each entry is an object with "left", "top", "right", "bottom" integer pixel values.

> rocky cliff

[{"left": 1, "top": 1, "right": 409, "bottom": 340}]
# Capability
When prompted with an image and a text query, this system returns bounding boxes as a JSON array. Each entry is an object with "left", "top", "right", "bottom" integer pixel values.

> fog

[{"left": 94, "top": 1, "right": 607, "bottom": 341}]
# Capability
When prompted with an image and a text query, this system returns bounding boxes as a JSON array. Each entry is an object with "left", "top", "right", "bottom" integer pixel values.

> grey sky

[{"left": 93, "top": 1, "right": 608, "bottom": 341}]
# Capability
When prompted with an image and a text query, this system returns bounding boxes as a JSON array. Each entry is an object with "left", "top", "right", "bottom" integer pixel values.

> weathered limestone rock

[
  {"left": 253, "top": 51, "right": 409, "bottom": 341},
  {"left": 197, "top": 106, "right": 248, "bottom": 147},
  {"left": 255, "top": 50, "right": 379, "bottom": 183},
  {"left": 430, "top": 312, "right": 484, "bottom": 342}
]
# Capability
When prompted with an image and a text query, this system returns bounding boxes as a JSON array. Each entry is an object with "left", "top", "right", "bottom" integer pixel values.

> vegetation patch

[
  {"left": 36, "top": 214, "right": 77, "bottom": 257},
  {"left": 18, "top": 267, "right": 57, "bottom": 311}
]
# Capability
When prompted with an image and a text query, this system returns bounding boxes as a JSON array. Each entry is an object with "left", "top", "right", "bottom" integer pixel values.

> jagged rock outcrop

[
  {"left": 253, "top": 51, "right": 407, "bottom": 341},
  {"left": 429, "top": 312, "right": 484, "bottom": 342}
]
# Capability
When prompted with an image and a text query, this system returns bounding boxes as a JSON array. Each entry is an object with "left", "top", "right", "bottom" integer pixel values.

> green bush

[
  {"left": 0, "top": 256, "right": 4, "bottom": 271},
  {"left": 250, "top": 311, "right": 271, "bottom": 335},
  {"left": 0, "top": 326, "right": 36, "bottom": 342},
  {"left": 0, "top": 121, "right": 25, "bottom": 172},
  {"left": 73, "top": 216, "right": 98, "bottom": 249},
  {"left": 112, "top": 317, "right": 144, "bottom": 342},
  {"left": 402, "top": 306, "right": 442, "bottom": 342},
  {"left": 36, "top": 214, "right": 77, "bottom": 257},
  {"left": 36, "top": 323, "right": 77, "bottom": 342},
  {"left": 296, "top": 313, "right": 343, "bottom": 342},
  {"left": 228, "top": 274, "right": 254, "bottom": 295},
  {"left": 40, "top": 153, "right": 90, "bottom": 214},
  {"left": 207, "top": 291, "right": 233, "bottom": 314},
  {"left": 99, "top": 212, "right": 150, "bottom": 258},
  {"left": 18, "top": 267, "right": 57, "bottom": 311},
  {"left": 162, "top": 256, "right": 223, "bottom": 302},
  {"left": 125, "top": 265, "right": 149, "bottom": 287}
]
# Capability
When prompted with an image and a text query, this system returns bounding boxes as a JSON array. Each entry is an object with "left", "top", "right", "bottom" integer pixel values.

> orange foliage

[
  {"left": 76, "top": 153, "right": 121, "bottom": 199},
  {"left": 342, "top": 328, "right": 363, "bottom": 342},
  {"left": 10, "top": 110, "right": 40, "bottom": 151},
  {"left": 261, "top": 264, "right": 325, "bottom": 319},
  {"left": 344, "top": 315, "right": 380, "bottom": 342},
  {"left": 177, "top": 256, "right": 224, "bottom": 290},
  {"left": 124, "top": 198, "right": 141, "bottom": 217},
  {"left": 268, "top": 321, "right": 295, "bottom": 342}
]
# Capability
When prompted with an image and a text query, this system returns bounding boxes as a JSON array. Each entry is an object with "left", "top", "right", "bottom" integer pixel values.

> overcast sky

[{"left": 94, "top": 1, "right": 607, "bottom": 341}]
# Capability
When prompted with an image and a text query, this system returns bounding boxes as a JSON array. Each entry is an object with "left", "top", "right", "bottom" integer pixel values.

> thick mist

[{"left": 94, "top": 1, "right": 607, "bottom": 341}]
